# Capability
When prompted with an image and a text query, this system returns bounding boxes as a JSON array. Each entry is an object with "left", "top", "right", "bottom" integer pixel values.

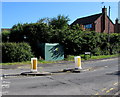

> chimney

[
  {"left": 102, "top": 6, "right": 107, "bottom": 15},
  {"left": 115, "top": 18, "right": 118, "bottom": 24},
  {"left": 101, "top": 6, "right": 107, "bottom": 32}
]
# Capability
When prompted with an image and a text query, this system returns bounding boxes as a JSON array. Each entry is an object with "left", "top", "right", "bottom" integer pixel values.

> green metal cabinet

[{"left": 38, "top": 43, "right": 64, "bottom": 61}]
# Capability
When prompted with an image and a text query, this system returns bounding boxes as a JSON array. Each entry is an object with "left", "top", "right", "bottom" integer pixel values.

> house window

[{"left": 84, "top": 24, "right": 92, "bottom": 29}]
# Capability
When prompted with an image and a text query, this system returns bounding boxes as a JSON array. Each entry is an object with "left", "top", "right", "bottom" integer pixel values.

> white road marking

[
  {"left": 104, "top": 66, "right": 108, "bottom": 67},
  {"left": 102, "top": 88, "right": 107, "bottom": 92},
  {"left": 113, "top": 82, "right": 118, "bottom": 86}
]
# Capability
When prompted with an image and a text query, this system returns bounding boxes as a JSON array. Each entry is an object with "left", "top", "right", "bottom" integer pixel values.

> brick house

[
  {"left": 1, "top": 28, "right": 11, "bottom": 32},
  {"left": 114, "top": 19, "right": 120, "bottom": 33},
  {"left": 71, "top": 6, "right": 115, "bottom": 33}
]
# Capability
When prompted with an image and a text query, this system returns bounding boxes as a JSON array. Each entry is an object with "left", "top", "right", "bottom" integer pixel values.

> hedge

[
  {"left": 2, "top": 42, "right": 34, "bottom": 63},
  {"left": 3, "top": 23, "right": 120, "bottom": 58}
]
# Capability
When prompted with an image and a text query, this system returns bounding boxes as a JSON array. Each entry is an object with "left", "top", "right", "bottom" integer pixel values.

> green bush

[
  {"left": 2, "top": 42, "right": 34, "bottom": 63},
  {"left": 9, "top": 20, "right": 120, "bottom": 57},
  {"left": 109, "top": 33, "right": 120, "bottom": 55},
  {"left": 2, "top": 30, "right": 11, "bottom": 42},
  {"left": 92, "top": 47, "right": 101, "bottom": 56}
]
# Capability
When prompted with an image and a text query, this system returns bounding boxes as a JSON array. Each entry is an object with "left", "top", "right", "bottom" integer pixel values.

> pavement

[
  {"left": 0, "top": 57, "right": 119, "bottom": 96},
  {"left": 1, "top": 56, "right": 118, "bottom": 70}
]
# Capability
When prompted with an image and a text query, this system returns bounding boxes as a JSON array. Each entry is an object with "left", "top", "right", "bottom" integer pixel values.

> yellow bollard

[
  {"left": 31, "top": 58, "right": 37, "bottom": 72},
  {"left": 77, "top": 57, "right": 81, "bottom": 67},
  {"left": 74, "top": 56, "right": 82, "bottom": 69}
]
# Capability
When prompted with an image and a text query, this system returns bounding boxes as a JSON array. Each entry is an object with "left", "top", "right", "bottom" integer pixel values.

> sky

[
  {"left": 2, "top": 2, "right": 119, "bottom": 28},
  {"left": 118, "top": 1, "right": 120, "bottom": 20}
]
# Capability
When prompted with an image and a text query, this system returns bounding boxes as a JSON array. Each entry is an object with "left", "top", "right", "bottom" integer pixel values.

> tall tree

[
  {"left": 49, "top": 15, "right": 70, "bottom": 30},
  {"left": 37, "top": 17, "right": 50, "bottom": 25},
  {"left": 10, "top": 23, "right": 24, "bottom": 42}
]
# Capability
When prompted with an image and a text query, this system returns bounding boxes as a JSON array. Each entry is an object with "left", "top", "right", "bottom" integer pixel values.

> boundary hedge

[{"left": 2, "top": 43, "right": 34, "bottom": 62}]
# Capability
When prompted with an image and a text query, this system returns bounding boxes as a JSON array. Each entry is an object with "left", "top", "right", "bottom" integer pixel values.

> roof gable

[
  {"left": 71, "top": 13, "right": 102, "bottom": 25},
  {"left": 107, "top": 16, "right": 114, "bottom": 25}
]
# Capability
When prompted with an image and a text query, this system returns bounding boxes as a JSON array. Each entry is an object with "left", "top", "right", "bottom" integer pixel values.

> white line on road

[
  {"left": 101, "top": 88, "right": 107, "bottom": 92},
  {"left": 113, "top": 82, "right": 118, "bottom": 86}
]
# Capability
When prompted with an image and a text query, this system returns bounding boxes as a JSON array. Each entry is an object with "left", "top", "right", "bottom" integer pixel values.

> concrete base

[
  {"left": 62, "top": 68, "right": 81, "bottom": 73},
  {"left": 21, "top": 71, "right": 52, "bottom": 76}
]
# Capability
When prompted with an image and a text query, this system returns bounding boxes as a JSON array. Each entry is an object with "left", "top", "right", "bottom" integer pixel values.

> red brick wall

[
  {"left": 104, "top": 15, "right": 114, "bottom": 33},
  {"left": 94, "top": 15, "right": 114, "bottom": 33},
  {"left": 115, "top": 24, "right": 120, "bottom": 33},
  {"left": 94, "top": 15, "right": 102, "bottom": 33},
  {"left": 1, "top": 28, "right": 11, "bottom": 32}
]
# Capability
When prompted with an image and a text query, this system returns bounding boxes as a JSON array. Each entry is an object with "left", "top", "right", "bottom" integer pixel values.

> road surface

[{"left": 1, "top": 58, "right": 119, "bottom": 96}]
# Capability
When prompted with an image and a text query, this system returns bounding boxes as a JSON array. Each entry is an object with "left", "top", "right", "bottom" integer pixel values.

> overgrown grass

[
  {"left": 0, "top": 54, "right": 118, "bottom": 65},
  {"left": 1, "top": 61, "right": 31, "bottom": 65},
  {"left": 0, "top": 60, "right": 64, "bottom": 65},
  {"left": 65, "top": 54, "right": 118, "bottom": 61},
  {"left": 90, "top": 54, "right": 118, "bottom": 60}
]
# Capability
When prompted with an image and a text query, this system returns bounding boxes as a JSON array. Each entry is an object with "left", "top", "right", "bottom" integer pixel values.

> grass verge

[
  {"left": 65, "top": 54, "right": 118, "bottom": 61},
  {"left": 0, "top": 54, "right": 118, "bottom": 65}
]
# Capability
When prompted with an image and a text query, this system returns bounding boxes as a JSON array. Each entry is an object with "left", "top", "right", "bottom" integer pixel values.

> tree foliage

[
  {"left": 49, "top": 15, "right": 70, "bottom": 30},
  {"left": 37, "top": 17, "right": 50, "bottom": 25},
  {"left": 2, "top": 42, "right": 33, "bottom": 62},
  {"left": 3, "top": 15, "right": 120, "bottom": 59},
  {"left": 2, "top": 30, "right": 11, "bottom": 42}
]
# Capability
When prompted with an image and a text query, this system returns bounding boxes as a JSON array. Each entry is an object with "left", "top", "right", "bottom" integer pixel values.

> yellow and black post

[
  {"left": 31, "top": 58, "right": 37, "bottom": 72},
  {"left": 74, "top": 56, "right": 82, "bottom": 69}
]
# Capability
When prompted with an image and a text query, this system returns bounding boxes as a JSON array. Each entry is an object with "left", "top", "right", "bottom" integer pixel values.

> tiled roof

[
  {"left": 71, "top": 13, "right": 102, "bottom": 25},
  {"left": 1, "top": 28, "right": 11, "bottom": 31}
]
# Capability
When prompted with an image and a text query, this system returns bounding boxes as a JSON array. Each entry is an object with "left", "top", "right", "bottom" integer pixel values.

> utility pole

[
  {"left": 101, "top": 2, "right": 104, "bottom": 8},
  {"left": 108, "top": 6, "right": 110, "bottom": 42},
  {"left": 108, "top": 6, "right": 111, "bottom": 54}
]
